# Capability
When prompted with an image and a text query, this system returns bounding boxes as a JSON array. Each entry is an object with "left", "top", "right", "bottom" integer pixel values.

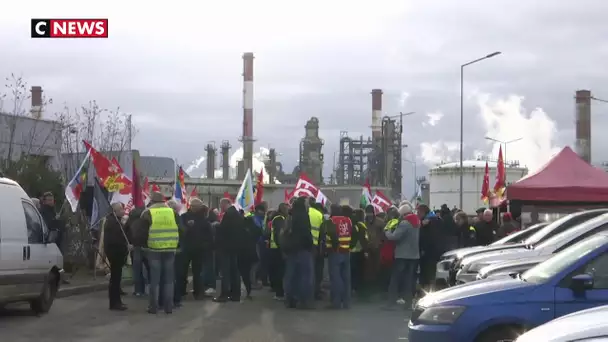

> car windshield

[
  {"left": 521, "top": 234, "right": 607, "bottom": 283},
  {"left": 533, "top": 214, "right": 606, "bottom": 250},
  {"left": 491, "top": 223, "right": 547, "bottom": 246},
  {"left": 524, "top": 212, "right": 604, "bottom": 246}
]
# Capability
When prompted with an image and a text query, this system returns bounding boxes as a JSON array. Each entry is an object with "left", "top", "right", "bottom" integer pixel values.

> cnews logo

[{"left": 31, "top": 19, "right": 108, "bottom": 38}]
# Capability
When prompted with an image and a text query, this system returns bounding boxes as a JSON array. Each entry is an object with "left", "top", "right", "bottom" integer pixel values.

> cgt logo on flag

[{"left": 31, "top": 19, "right": 108, "bottom": 38}]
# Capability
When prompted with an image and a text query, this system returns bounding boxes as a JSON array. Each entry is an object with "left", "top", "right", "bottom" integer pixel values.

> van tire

[
  {"left": 30, "top": 272, "right": 58, "bottom": 314},
  {"left": 476, "top": 325, "right": 521, "bottom": 342}
]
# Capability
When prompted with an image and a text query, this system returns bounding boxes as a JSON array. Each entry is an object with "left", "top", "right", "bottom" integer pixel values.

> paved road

[{"left": 0, "top": 290, "right": 411, "bottom": 342}]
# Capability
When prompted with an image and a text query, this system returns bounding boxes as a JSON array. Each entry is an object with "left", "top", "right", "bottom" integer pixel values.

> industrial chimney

[
  {"left": 268, "top": 148, "right": 276, "bottom": 184},
  {"left": 30, "top": 86, "right": 43, "bottom": 119},
  {"left": 575, "top": 90, "right": 591, "bottom": 163},
  {"left": 205, "top": 143, "right": 217, "bottom": 179},
  {"left": 371, "top": 89, "right": 383, "bottom": 140},
  {"left": 220, "top": 140, "right": 231, "bottom": 180},
  {"left": 240, "top": 52, "right": 255, "bottom": 177}
]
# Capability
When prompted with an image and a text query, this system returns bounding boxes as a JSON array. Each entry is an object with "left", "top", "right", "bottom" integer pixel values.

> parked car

[
  {"left": 436, "top": 223, "right": 547, "bottom": 285},
  {"left": 456, "top": 212, "right": 608, "bottom": 284},
  {"left": 0, "top": 177, "right": 63, "bottom": 313},
  {"left": 476, "top": 255, "right": 551, "bottom": 280},
  {"left": 516, "top": 305, "right": 608, "bottom": 342},
  {"left": 408, "top": 232, "right": 608, "bottom": 342}
]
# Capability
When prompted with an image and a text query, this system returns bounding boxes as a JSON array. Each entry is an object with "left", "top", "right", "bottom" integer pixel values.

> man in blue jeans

[
  {"left": 325, "top": 204, "right": 354, "bottom": 310},
  {"left": 383, "top": 202, "right": 420, "bottom": 310},
  {"left": 140, "top": 192, "right": 181, "bottom": 314}
]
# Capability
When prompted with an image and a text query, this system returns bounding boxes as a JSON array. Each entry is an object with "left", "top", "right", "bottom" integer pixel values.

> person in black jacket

[
  {"left": 454, "top": 211, "right": 476, "bottom": 247},
  {"left": 417, "top": 204, "right": 443, "bottom": 292},
  {"left": 179, "top": 198, "right": 213, "bottom": 300},
  {"left": 213, "top": 198, "right": 244, "bottom": 303},
  {"left": 474, "top": 209, "right": 498, "bottom": 245},
  {"left": 125, "top": 206, "right": 148, "bottom": 296},
  {"left": 283, "top": 197, "right": 314, "bottom": 309},
  {"left": 240, "top": 204, "right": 265, "bottom": 299},
  {"left": 268, "top": 203, "right": 289, "bottom": 300},
  {"left": 104, "top": 203, "right": 131, "bottom": 311}
]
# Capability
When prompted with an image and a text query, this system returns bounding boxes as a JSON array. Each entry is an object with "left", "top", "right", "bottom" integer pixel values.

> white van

[{"left": 0, "top": 177, "right": 63, "bottom": 313}]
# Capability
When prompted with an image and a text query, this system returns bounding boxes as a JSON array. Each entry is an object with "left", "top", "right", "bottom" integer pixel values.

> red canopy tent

[{"left": 507, "top": 146, "right": 608, "bottom": 203}]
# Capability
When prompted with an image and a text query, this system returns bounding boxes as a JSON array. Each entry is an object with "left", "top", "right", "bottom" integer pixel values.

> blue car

[{"left": 408, "top": 232, "right": 608, "bottom": 342}]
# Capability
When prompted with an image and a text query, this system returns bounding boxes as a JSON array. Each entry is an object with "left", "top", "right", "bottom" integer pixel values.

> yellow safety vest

[
  {"left": 351, "top": 222, "right": 368, "bottom": 252},
  {"left": 469, "top": 226, "right": 476, "bottom": 232},
  {"left": 308, "top": 207, "right": 324, "bottom": 246},
  {"left": 270, "top": 215, "right": 285, "bottom": 249},
  {"left": 245, "top": 212, "right": 253, "bottom": 217},
  {"left": 383, "top": 218, "right": 399, "bottom": 231},
  {"left": 148, "top": 207, "right": 179, "bottom": 250}
]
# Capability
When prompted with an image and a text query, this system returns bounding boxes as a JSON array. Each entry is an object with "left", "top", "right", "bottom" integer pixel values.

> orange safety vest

[{"left": 327, "top": 216, "right": 352, "bottom": 252}]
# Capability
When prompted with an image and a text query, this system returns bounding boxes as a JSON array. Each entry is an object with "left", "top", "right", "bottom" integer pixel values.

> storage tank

[{"left": 429, "top": 160, "right": 528, "bottom": 213}]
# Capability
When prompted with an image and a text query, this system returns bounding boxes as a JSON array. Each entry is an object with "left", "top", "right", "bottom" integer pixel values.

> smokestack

[
  {"left": 371, "top": 89, "right": 383, "bottom": 139},
  {"left": 30, "top": 86, "right": 43, "bottom": 119},
  {"left": 268, "top": 148, "right": 276, "bottom": 184},
  {"left": 205, "top": 143, "right": 217, "bottom": 179},
  {"left": 241, "top": 52, "right": 255, "bottom": 175},
  {"left": 575, "top": 90, "right": 591, "bottom": 163},
  {"left": 220, "top": 140, "right": 231, "bottom": 180}
]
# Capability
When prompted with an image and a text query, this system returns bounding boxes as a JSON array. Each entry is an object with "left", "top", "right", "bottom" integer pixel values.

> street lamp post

[
  {"left": 403, "top": 158, "right": 417, "bottom": 198},
  {"left": 459, "top": 51, "right": 502, "bottom": 210},
  {"left": 484, "top": 136, "right": 522, "bottom": 182}
]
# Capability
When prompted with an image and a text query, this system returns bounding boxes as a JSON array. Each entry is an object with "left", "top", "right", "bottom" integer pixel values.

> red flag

[
  {"left": 143, "top": 177, "right": 150, "bottom": 195},
  {"left": 290, "top": 173, "right": 319, "bottom": 199},
  {"left": 223, "top": 191, "right": 234, "bottom": 202},
  {"left": 254, "top": 169, "right": 264, "bottom": 205},
  {"left": 481, "top": 161, "right": 490, "bottom": 202},
  {"left": 190, "top": 186, "right": 198, "bottom": 198},
  {"left": 494, "top": 146, "right": 506, "bottom": 197},
  {"left": 371, "top": 190, "right": 392, "bottom": 213},
  {"left": 284, "top": 189, "right": 291, "bottom": 202},
  {"left": 111, "top": 157, "right": 124, "bottom": 174},
  {"left": 83, "top": 140, "right": 117, "bottom": 183},
  {"left": 151, "top": 183, "right": 161, "bottom": 192},
  {"left": 132, "top": 159, "right": 144, "bottom": 207}
]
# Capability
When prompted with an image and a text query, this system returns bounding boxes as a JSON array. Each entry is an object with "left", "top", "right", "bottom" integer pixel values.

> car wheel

[
  {"left": 476, "top": 326, "right": 521, "bottom": 342},
  {"left": 30, "top": 272, "right": 58, "bottom": 314}
]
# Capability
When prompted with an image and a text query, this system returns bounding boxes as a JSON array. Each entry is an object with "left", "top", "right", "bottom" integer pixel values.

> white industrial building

[{"left": 429, "top": 159, "right": 528, "bottom": 212}]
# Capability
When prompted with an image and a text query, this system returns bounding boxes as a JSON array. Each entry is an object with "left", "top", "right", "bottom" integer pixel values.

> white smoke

[
  {"left": 477, "top": 93, "right": 561, "bottom": 172},
  {"left": 185, "top": 146, "right": 279, "bottom": 184},
  {"left": 419, "top": 93, "right": 561, "bottom": 172}
]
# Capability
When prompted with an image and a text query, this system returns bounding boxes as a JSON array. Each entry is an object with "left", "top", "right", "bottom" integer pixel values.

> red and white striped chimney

[
  {"left": 371, "top": 89, "right": 383, "bottom": 139},
  {"left": 242, "top": 52, "right": 255, "bottom": 173}
]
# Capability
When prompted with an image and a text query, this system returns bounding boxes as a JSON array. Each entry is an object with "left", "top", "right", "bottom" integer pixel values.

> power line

[{"left": 591, "top": 96, "right": 608, "bottom": 104}]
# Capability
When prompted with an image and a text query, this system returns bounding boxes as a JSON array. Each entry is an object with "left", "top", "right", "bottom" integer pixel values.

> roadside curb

[{"left": 57, "top": 279, "right": 134, "bottom": 299}]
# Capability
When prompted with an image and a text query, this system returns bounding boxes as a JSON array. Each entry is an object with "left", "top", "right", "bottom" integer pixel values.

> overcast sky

[{"left": 1, "top": 0, "right": 608, "bottom": 196}]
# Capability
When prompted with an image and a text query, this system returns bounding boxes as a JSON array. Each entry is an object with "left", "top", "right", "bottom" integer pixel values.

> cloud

[
  {"left": 423, "top": 111, "right": 444, "bottom": 127},
  {"left": 419, "top": 141, "right": 460, "bottom": 165},
  {"left": 477, "top": 93, "right": 562, "bottom": 171}
]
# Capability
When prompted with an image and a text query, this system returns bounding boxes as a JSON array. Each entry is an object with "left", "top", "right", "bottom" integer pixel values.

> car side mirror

[{"left": 570, "top": 273, "right": 594, "bottom": 293}]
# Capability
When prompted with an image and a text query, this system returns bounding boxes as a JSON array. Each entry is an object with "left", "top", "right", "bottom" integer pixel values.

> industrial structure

[
  {"left": 428, "top": 158, "right": 528, "bottom": 212},
  {"left": 298, "top": 117, "right": 324, "bottom": 185},
  {"left": 575, "top": 89, "right": 591, "bottom": 164},
  {"left": 205, "top": 142, "right": 217, "bottom": 179},
  {"left": 238, "top": 52, "right": 255, "bottom": 180},
  {"left": 336, "top": 89, "right": 403, "bottom": 200},
  {"left": 220, "top": 140, "right": 231, "bottom": 180}
]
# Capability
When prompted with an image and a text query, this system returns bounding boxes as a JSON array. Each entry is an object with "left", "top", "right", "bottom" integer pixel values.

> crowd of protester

[{"left": 97, "top": 192, "right": 520, "bottom": 313}]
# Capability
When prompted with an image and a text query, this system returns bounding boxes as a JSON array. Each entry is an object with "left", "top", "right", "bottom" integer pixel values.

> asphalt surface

[{"left": 0, "top": 290, "right": 411, "bottom": 342}]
